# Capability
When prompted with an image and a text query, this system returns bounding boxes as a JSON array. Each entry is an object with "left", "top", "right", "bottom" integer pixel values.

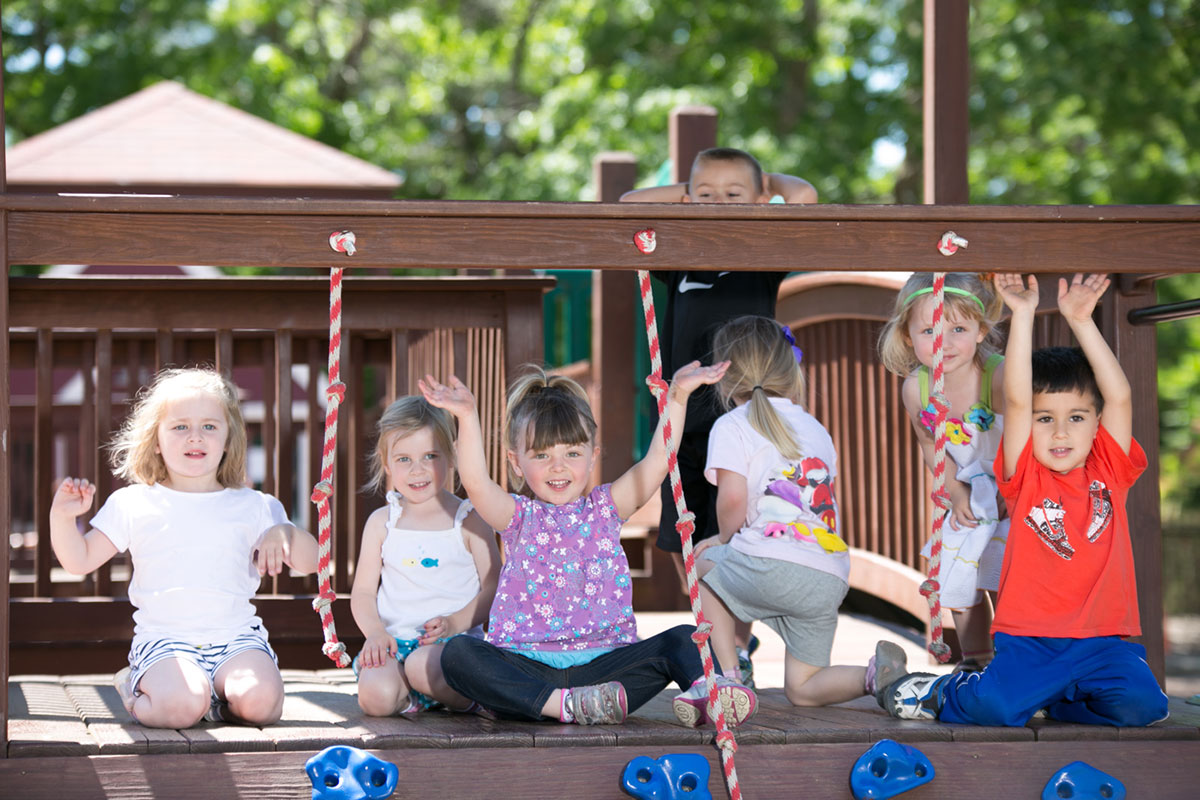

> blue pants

[
  {"left": 440, "top": 625, "right": 710, "bottom": 721},
  {"left": 938, "top": 632, "right": 1168, "bottom": 727}
]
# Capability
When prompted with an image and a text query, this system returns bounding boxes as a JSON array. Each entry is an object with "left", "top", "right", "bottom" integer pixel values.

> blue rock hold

[
  {"left": 305, "top": 745, "right": 399, "bottom": 800},
  {"left": 1041, "top": 761, "right": 1126, "bottom": 800},
  {"left": 621, "top": 753, "right": 712, "bottom": 800},
  {"left": 849, "top": 739, "right": 935, "bottom": 799}
]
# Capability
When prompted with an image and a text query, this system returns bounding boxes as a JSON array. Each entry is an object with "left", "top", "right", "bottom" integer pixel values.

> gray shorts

[{"left": 700, "top": 544, "right": 848, "bottom": 667}]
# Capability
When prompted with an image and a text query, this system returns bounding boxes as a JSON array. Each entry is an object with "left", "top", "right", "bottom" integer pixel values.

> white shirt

[{"left": 92, "top": 484, "right": 286, "bottom": 643}]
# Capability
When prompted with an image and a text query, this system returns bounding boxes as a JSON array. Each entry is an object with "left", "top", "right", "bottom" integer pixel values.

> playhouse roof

[{"left": 5, "top": 80, "right": 401, "bottom": 197}]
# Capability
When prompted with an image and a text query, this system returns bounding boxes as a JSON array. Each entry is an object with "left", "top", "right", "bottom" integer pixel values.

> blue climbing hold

[
  {"left": 305, "top": 745, "right": 399, "bottom": 800},
  {"left": 849, "top": 739, "right": 935, "bottom": 799},
  {"left": 1041, "top": 761, "right": 1126, "bottom": 800},
  {"left": 621, "top": 753, "right": 712, "bottom": 800}
]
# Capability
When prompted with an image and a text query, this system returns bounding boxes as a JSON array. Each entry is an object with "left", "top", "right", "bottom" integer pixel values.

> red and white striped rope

[
  {"left": 310, "top": 266, "right": 351, "bottom": 668},
  {"left": 637, "top": 269, "right": 742, "bottom": 800},
  {"left": 918, "top": 272, "right": 952, "bottom": 662}
]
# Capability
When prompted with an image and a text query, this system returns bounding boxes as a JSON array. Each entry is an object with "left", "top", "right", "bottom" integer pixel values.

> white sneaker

[
  {"left": 673, "top": 676, "right": 757, "bottom": 728},
  {"left": 883, "top": 672, "right": 946, "bottom": 721}
]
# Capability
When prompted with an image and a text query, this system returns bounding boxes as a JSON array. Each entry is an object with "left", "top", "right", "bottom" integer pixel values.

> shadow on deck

[{"left": 5, "top": 671, "right": 1200, "bottom": 798}]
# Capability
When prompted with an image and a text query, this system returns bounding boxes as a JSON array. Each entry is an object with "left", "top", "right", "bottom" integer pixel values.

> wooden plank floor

[{"left": 6, "top": 672, "right": 1200, "bottom": 798}]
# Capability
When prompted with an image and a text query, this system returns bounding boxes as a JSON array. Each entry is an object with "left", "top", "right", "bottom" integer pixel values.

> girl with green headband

[{"left": 878, "top": 273, "right": 1009, "bottom": 673}]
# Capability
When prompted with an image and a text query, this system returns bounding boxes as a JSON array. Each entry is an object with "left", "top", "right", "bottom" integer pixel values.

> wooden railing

[{"left": 7, "top": 274, "right": 552, "bottom": 671}]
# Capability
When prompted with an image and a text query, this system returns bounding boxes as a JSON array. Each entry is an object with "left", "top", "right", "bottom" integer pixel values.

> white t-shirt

[
  {"left": 706, "top": 397, "right": 849, "bottom": 583},
  {"left": 92, "top": 483, "right": 287, "bottom": 643}
]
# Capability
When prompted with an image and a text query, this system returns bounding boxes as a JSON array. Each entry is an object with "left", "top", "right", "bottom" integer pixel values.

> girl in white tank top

[{"left": 349, "top": 396, "right": 500, "bottom": 716}]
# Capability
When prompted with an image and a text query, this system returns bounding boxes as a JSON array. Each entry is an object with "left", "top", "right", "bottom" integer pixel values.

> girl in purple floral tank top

[{"left": 419, "top": 363, "right": 758, "bottom": 728}]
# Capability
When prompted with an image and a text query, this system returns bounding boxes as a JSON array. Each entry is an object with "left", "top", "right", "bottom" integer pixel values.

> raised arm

[
  {"left": 995, "top": 273, "right": 1040, "bottom": 478},
  {"left": 610, "top": 360, "right": 729, "bottom": 519},
  {"left": 763, "top": 173, "right": 818, "bottom": 204},
  {"left": 49, "top": 477, "right": 118, "bottom": 575},
  {"left": 420, "top": 375, "right": 516, "bottom": 531},
  {"left": 1058, "top": 273, "right": 1131, "bottom": 452}
]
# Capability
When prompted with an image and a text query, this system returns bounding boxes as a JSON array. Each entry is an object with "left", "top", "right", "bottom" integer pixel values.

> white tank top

[{"left": 375, "top": 493, "right": 483, "bottom": 640}]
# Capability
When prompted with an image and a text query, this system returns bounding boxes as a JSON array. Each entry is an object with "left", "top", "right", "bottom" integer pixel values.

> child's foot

[
  {"left": 568, "top": 681, "right": 628, "bottom": 725},
  {"left": 459, "top": 700, "right": 498, "bottom": 720},
  {"left": 869, "top": 640, "right": 909, "bottom": 708},
  {"left": 882, "top": 672, "right": 947, "bottom": 721},
  {"left": 204, "top": 698, "right": 230, "bottom": 723},
  {"left": 113, "top": 667, "right": 136, "bottom": 715},
  {"left": 737, "top": 634, "right": 760, "bottom": 689},
  {"left": 673, "top": 676, "right": 758, "bottom": 728}
]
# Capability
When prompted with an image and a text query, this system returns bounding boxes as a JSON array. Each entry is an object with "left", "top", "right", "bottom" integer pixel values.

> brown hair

[{"left": 503, "top": 366, "right": 596, "bottom": 492}]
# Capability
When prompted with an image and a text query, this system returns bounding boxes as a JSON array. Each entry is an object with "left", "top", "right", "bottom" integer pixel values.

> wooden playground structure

[{"left": 4, "top": 5, "right": 1200, "bottom": 798}]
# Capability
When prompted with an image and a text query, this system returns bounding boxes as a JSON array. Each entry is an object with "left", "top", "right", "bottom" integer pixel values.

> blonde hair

[
  {"left": 504, "top": 366, "right": 596, "bottom": 492},
  {"left": 365, "top": 396, "right": 457, "bottom": 496},
  {"left": 109, "top": 367, "right": 247, "bottom": 488},
  {"left": 711, "top": 316, "right": 807, "bottom": 460},
  {"left": 877, "top": 272, "right": 1004, "bottom": 377}
]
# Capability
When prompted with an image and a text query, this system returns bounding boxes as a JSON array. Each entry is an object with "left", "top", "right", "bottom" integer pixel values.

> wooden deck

[{"left": 5, "top": 672, "right": 1199, "bottom": 798}]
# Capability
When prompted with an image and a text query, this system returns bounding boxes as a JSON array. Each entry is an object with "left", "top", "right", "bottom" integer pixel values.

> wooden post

[
  {"left": 1, "top": 29, "right": 10, "bottom": 755},
  {"left": 1108, "top": 278, "right": 1166, "bottom": 683},
  {"left": 591, "top": 153, "right": 638, "bottom": 483},
  {"left": 923, "top": 0, "right": 970, "bottom": 204},
  {"left": 669, "top": 106, "right": 719, "bottom": 185}
]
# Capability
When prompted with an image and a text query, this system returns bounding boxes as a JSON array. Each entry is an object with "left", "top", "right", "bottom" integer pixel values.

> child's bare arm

[
  {"left": 1058, "top": 273, "right": 1131, "bottom": 452},
  {"left": 619, "top": 184, "right": 689, "bottom": 203},
  {"left": 611, "top": 360, "right": 729, "bottom": 519},
  {"left": 256, "top": 523, "right": 318, "bottom": 576},
  {"left": 420, "top": 375, "right": 516, "bottom": 531},
  {"left": 349, "top": 510, "right": 397, "bottom": 668},
  {"left": 49, "top": 477, "right": 118, "bottom": 575},
  {"left": 764, "top": 173, "right": 818, "bottom": 203},
  {"left": 995, "top": 273, "right": 1039, "bottom": 478}
]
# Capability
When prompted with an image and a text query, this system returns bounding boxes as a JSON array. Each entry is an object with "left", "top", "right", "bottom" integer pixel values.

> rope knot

[
  {"left": 312, "top": 591, "right": 337, "bottom": 612},
  {"left": 326, "top": 380, "right": 347, "bottom": 405},
  {"left": 310, "top": 481, "right": 333, "bottom": 503},
  {"left": 691, "top": 620, "right": 713, "bottom": 647},
  {"left": 715, "top": 730, "right": 739, "bottom": 754},
  {"left": 674, "top": 511, "right": 696, "bottom": 539},
  {"left": 927, "top": 640, "right": 952, "bottom": 662},
  {"left": 644, "top": 373, "right": 669, "bottom": 400},
  {"left": 322, "top": 640, "right": 350, "bottom": 665},
  {"left": 927, "top": 392, "right": 950, "bottom": 417},
  {"left": 919, "top": 578, "right": 940, "bottom": 598},
  {"left": 930, "top": 487, "right": 951, "bottom": 510}
]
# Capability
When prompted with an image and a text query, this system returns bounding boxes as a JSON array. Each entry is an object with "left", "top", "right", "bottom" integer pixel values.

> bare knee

[
  {"left": 358, "top": 682, "right": 405, "bottom": 716},
  {"left": 228, "top": 685, "right": 284, "bottom": 725},
  {"left": 138, "top": 691, "right": 210, "bottom": 729}
]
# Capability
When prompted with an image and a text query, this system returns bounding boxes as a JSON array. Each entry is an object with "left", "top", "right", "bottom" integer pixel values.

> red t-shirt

[{"left": 992, "top": 426, "right": 1146, "bottom": 638}]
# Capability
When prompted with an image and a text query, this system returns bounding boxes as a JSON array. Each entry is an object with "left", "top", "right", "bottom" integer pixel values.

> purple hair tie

[{"left": 781, "top": 325, "right": 803, "bottom": 363}]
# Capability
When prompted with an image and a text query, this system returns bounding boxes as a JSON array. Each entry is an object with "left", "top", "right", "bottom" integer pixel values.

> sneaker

[
  {"left": 113, "top": 667, "right": 136, "bottom": 715},
  {"left": 870, "top": 641, "right": 909, "bottom": 709},
  {"left": 737, "top": 635, "right": 761, "bottom": 689},
  {"left": 569, "top": 681, "right": 628, "bottom": 725},
  {"left": 883, "top": 672, "right": 946, "bottom": 721},
  {"left": 673, "top": 676, "right": 758, "bottom": 728}
]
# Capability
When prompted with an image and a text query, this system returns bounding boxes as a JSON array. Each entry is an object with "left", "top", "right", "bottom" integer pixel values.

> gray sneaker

[
  {"left": 883, "top": 672, "right": 946, "bottom": 721},
  {"left": 569, "top": 681, "right": 628, "bottom": 725},
  {"left": 871, "top": 640, "right": 909, "bottom": 709},
  {"left": 673, "top": 676, "right": 758, "bottom": 728}
]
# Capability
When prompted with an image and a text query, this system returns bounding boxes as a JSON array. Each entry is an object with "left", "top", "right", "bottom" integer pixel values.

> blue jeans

[
  {"left": 938, "top": 632, "right": 1168, "bottom": 727},
  {"left": 440, "top": 625, "right": 713, "bottom": 721}
]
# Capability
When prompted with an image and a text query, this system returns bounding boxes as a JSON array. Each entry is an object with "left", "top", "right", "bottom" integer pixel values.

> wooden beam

[
  {"left": 669, "top": 105, "right": 718, "bottom": 184},
  {"left": 5, "top": 204, "right": 1197, "bottom": 273},
  {"left": 924, "top": 0, "right": 971, "bottom": 203},
  {"left": 592, "top": 153, "right": 638, "bottom": 482},
  {"left": 1, "top": 61, "right": 10, "bottom": 753}
]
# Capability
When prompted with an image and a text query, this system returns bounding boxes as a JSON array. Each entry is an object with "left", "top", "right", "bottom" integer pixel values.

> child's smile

[
  {"left": 509, "top": 440, "right": 597, "bottom": 506},
  {"left": 155, "top": 394, "right": 228, "bottom": 492},
  {"left": 384, "top": 427, "right": 448, "bottom": 504}
]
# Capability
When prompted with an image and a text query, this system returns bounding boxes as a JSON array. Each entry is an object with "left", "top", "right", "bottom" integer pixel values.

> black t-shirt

[{"left": 654, "top": 270, "right": 787, "bottom": 432}]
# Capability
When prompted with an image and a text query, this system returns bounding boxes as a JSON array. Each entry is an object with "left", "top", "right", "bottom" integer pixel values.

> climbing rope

[
  {"left": 309, "top": 235, "right": 355, "bottom": 668},
  {"left": 636, "top": 268, "right": 742, "bottom": 800},
  {"left": 918, "top": 271, "right": 953, "bottom": 663}
]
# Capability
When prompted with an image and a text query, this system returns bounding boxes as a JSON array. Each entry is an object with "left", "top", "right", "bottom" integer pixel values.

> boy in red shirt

[{"left": 880, "top": 272, "right": 1168, "bottom": 727}]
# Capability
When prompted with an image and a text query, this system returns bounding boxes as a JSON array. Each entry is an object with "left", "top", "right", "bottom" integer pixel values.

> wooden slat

[
  {"left": 34, "top": 330, "right": 54, "bottom": 595},
  {"left": 8, "top": 208, "right": 1200, "bottom": 273},
  {"left": 923, "top": 0, "right": 970, "bottom": 204}
]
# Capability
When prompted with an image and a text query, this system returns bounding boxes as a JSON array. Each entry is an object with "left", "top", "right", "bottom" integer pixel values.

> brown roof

[{"left": 6, "top": 81, "right": 401, "bottom": 196}]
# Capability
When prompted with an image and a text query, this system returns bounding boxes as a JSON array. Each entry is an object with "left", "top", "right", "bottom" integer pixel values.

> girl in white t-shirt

[
  {"left": 49, "top": 368, "right": 319, "bottom": 729},
  {"left": 349, "top": 396, "right": 501, "bottom": 716},
  {"left": 696, "top": 316, "right": 909, "bottom": 708}
]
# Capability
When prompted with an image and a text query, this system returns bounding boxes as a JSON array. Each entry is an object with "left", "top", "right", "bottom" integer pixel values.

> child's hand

[
  {"left": 254, "top": 524, "right": 293, "bottom": 577},
  {"left": 668, "top": 360, "right": 730, "bottom": 402},
  {"left": 358, "top": 632, "right": 398, "bottom": 670},
  {"left": 995, "top": 273, "right": 1039, "bottom": 314},
  {"left": 418, "top": 615, "right": 453, "bottom": 646},
  {"left": 51, "top": 477, "right": 96, "bottom": 519},
  {"left": 1057, "top": 273, "right": 1111, "bottom": 324},
  {"left": 419, "top": 374, "right": 476, "bottom": 418},
  {"left": 947, "top": 480, "right": 978, "bottom": 529}
]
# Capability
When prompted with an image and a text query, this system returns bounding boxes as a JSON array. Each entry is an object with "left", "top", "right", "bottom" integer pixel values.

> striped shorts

[{"left": 127, "top": 628, "right": 277, "bottom": 700}]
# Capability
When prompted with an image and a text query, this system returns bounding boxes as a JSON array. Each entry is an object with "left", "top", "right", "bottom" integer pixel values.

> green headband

[{"left": 904, "top": 286, "right": 985, "bottom": 314}]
